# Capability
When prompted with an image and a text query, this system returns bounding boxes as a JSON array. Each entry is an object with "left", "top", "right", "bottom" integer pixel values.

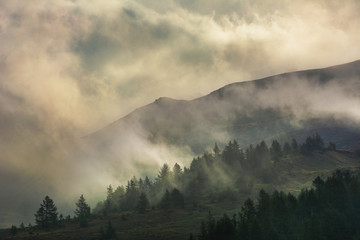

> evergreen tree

[
  {"left": 138, "top": 178, "right": 145, "bottom": 193},
  {"left": 291, "top": 138, "right": 298, "bottom": 153},
  {"left": 283, "top": 142, "right": 291, "bottom": 155},
  {"left": 105, "top": 185, "right": 114, "bottom": 212},
  {"left": 160, "top": 189, "right": 171, "bottom": 210},
  {"left": 156, "top": 164, "right": 171, "bottom": 190},
  {"left": 113, "top": 185, "right": 125, "bottom": 202},
  {"left": 222, "top": 140, "right": 241, "bottom": 166},
  {"left": 171, "top": 188, "right": 185, "bottom": 208},
  {"left": 270, "top": 140, "right": 282, "bottom": 162},
  {"left": 144, "top": 176, "right": 153, "bottom": 194},
  {"left": 213, "top": 143, "right": 221, "bottom": 157},
  {"left": 314, "top": 133, "right": 324, "bottom": 149},
  {"left": 10, "top": 225, "right": 18, "bottom": 236},
  {"left": 120, "top": 179, "right": 139, "bottom": 211},
  {"left": 173, "top": 163, "right": 183, "bottom": 183},
  {"left": 74, "top": 194, "right": 91, "bottom": 227},
  {"left": 101, "top": 221, "right": 116, "bottom": 239},
  {"left": 35, "top": 196, "right": 58, "bottom": 228},
  {"left": 20, "top": 222, "right": 25, "bottom": 230},
  {"left": 137, "top": 192, "right": 149, "bottom": 214},
  {"left": 157, "top": 164, "right": 170, "bottom": 182}
]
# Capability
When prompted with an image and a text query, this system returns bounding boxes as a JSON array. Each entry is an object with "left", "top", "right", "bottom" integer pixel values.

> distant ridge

[{"left": 86, "top": 60, "right": 360, "bottom": 154}]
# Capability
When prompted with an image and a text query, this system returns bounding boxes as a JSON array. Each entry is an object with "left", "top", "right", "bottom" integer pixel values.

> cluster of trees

[
  {"left": 192, "top": 169, "right": 360, "bottom": 240},
  {"left": 94, "top": 133, "right": 335, "bottom": 214},
  {"left": 34, "top": 194, "right": 91, "bottom": 229},
  {"left": 95, "top": 164, "right": 186, "bottom": 214}
]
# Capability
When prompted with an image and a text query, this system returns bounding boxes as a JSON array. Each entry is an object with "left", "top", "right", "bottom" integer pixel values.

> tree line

[
  {"left": 93, "top": 133, "right": 335, "bottom": 214},
  {"left": 34, "top": 194, "right": 91, "bottom": 229},
  {"left": 8, "top": 132, "right": 336, "bottom": 237},
  {"left": 190, "top": 169, "right": 360, "bottom": 240}
]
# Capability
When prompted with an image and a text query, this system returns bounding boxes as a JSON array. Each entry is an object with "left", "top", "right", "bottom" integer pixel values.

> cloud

[{"left": 0, "top": 0, "right": 360, "bottom": 227}]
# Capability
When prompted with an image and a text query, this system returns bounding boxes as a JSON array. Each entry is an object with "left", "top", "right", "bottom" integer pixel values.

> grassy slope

[{"left": 1, "top": 150, "right": 359, "bottom": 240}]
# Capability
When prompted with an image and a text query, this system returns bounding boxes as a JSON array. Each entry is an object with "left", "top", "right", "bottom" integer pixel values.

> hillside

[
  {"left": 2, "top": 148, "right": 359, "bottom": 240},
  {"left": 85, "top": 60, "right": 360, "bottom": 162}
]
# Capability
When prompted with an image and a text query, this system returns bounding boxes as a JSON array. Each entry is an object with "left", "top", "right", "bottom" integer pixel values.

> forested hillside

[
  {"left": 191, "top": 169, "right": 360, "bottom": 240},
  {"left": 2, "top": 133, "right": 359, "bottom": 240}
]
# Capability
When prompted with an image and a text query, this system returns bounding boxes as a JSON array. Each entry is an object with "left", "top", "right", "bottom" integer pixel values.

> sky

[{"left": 0, "top": 0, "right": 360, "bottom": 227}]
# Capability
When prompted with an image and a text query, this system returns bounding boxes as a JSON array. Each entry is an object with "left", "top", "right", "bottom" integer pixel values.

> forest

[
  {"left": 191, "top": 169, "right": 360, "bottom": 240},
  {"left": 4, "top": 133, "right": 359, "bottom": 240},
  {"left": 92, "top": 133, "right": 330, "bottom": 215}
]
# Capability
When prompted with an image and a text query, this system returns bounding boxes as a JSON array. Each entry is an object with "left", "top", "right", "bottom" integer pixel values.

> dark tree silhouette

[
  {"left": 75, "top": 194, "right": 91, "bottom": 227},
  {"left": 191, "top": 170, "right": 360, "bottom": 240},
  {"left": 101, "top": 221, "right": 116, "bottom": 239},
  {"left": 283, "top": 142, "right": 291, "bottom": 155},
  {"left": 171, "top": 188, "right": 185, "bottom": 208},
  {"left": 137, "top": 192, "right": 149, "bottom": 213},
  {"left": 35, "top": 196, "right": 58, "bottom": 228},
  {"left": 291, "top": 138, "right": 298, "bottom": 153},
  {"left": 10, "top": 225, "right": 17, "bottom": 236},
  {"left": 270, "top": 140, "right": 282, "bottom": 162},
  {"left": 159, "top": 189, "right": 171, "bottom": 210}
]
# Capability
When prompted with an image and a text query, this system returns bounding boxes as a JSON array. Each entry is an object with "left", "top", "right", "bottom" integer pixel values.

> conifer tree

[
  {"left": 291, "top": 138, "right": 298, "bottom": 153},
  {"left": 157, "top": 164, "right": 170, "bottom": 182},
  {"left": 137, "top": 192, "right": 149, "bottom": 213},
  {"left": 173, "top": 163, "right": 183, "bottom": 183},
  {"left": 171, "top": 188, "right": 185, "bottom": 208},
  {"left": 270, "top": 140, "right": 282, "bottom": 162},
  {"left": 213, "top": 143, "right": 221, "bottom": 157},
  {"left": 283, "top": 142, "right": 291, "bottom": 155},
  {"left": 75, "top": 194, "right": 91, "bottom": 227},
  {"left": 35, "top": 196, "right": 58, "bottom": 228},
  {"left": 160, "top": 189, "right": 171, "bottom": 210}
]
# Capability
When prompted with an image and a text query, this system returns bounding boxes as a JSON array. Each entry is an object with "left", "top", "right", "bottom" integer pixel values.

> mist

[{"left": 0, "top": 0, "right": 360, "bottom": 227}]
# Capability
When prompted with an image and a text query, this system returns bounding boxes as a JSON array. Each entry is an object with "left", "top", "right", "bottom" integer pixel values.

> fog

[{"left": 0, "top": 0, "right": 360, "bottom": 227}]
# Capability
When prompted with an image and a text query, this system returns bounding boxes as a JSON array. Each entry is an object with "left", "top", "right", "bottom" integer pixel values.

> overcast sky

[{"left": 0, "top": 0, "right": 360, "bottom": 227}]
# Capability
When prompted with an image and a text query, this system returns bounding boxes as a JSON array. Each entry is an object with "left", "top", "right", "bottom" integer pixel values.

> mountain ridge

[
  {"left": 92, "top": 59, "right": 360, "bottom": 138},
  {"left": 83, "top": 60, "right": 360, "bottom": 173}
]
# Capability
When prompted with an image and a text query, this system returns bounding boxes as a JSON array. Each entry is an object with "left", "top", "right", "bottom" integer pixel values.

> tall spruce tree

[
  {"left": 35, "top": 196, "right": 58, "bottom": 228},
  {"left": 137, "top": 192, "right": 149, "bottom": 213},
  {"left": 291, "top": 138, "right": 298, "bottom": 153},
  {"left": 74, "top": 194, "right": 91, "bottom": 227},
  {"left": 270, "top": 140, "right": 282, "bottom": 162}
]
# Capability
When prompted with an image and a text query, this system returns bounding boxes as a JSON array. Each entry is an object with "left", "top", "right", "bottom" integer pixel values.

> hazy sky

[{"left": 0, "top": 0, "right": 360, "bottom": 227}]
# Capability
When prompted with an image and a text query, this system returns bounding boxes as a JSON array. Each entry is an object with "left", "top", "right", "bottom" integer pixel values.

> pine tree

[
  {"left": 173, "top": 163, "right": 183, "bottom": 185},
  {"left": 171, "top": 188, "right": 185, "bottom": 208},
  {"left": 105, "top": 185, "right": 114, "bottom": 212},
  {"left": 35, "top": 205, "right": 46, "bottom": 227},
  {"left": 160, "top": 189, "right": 171, "bottom": 210},
  {"left": 75, "top": 194, "right": 91, "bottom": 227},
  {"left": 157, "top": 164, "right": 170, "bottom": 182},
  {"left": 35, "top": 196, "right": 58, "bottom": 228},
  {"left": 137, "top": 192, "right": 149, "bottom": 213},
  {"left": 101, "top": 221, "right": 116, "bottom": 239},
  {"left": 144, "top": 176, "right": 152, "bottom": 193},
  {"left": 10, "top": 225, "right": 18, "bottom": 236},
  {"left": 283, "top": 142, "right": 291, "bottom": 155},
  {"left": 270, "top": 140, "right": 282, "bottom": 162},
  {"left": 213, "top": 143, "right": 221, "bottom": 157},
  {"left": 291, "top": 138, "right": 298, "bottom": 153}
]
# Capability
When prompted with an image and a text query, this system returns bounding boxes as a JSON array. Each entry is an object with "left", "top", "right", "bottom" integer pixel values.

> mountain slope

[
  {"left": 86, "top": 60, "right": 360, "bottom": 157},
  {"left": 2, "top": 149, "right": 360, "bottom": 240}
]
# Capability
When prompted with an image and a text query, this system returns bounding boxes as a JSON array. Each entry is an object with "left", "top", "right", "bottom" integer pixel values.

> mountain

[{"left": 85, "top": 60, "right": 360, "bottom": 159}]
